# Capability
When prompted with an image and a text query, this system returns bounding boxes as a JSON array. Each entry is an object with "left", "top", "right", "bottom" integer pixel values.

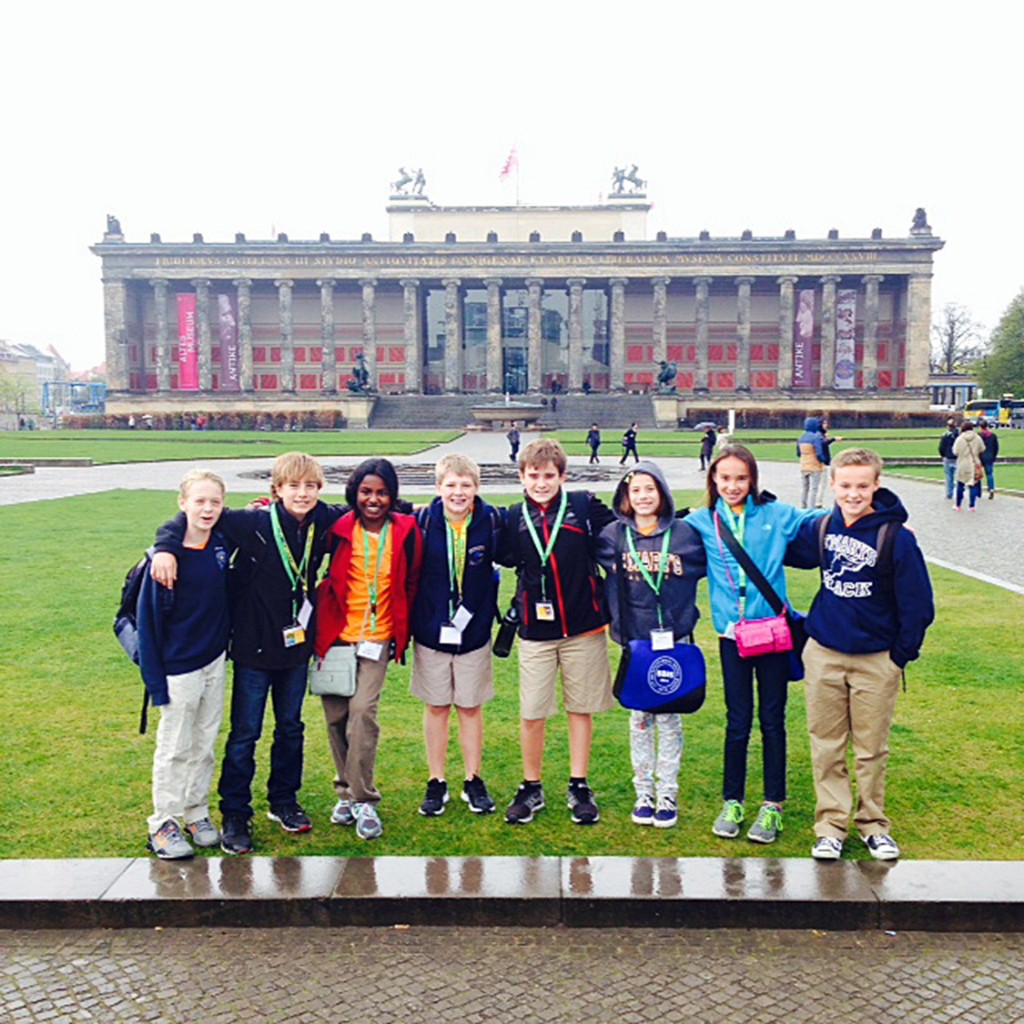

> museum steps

[{"left": 367, "top": 394, "right": 658, "bottom": 431}]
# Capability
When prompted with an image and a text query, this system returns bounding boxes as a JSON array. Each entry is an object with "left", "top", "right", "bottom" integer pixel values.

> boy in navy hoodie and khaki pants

[{"left": 787, "top": 449, "right": 934, "bottom": 862}]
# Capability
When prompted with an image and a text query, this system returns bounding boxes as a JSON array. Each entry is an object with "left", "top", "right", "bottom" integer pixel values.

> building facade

[{"left": 92, "top": 198, "right": 944, "bottom": 418}]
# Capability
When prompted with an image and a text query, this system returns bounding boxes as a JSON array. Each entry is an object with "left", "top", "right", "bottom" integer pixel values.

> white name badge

[
  {"left": 439, "top": 624, "right": 463, "bottom": 646},
  {"left": 535, "top": 601, "right": 556, "bottom": 622},
  {"left": 297, "top": 598, "right": 313, "bottom": 630},
  {"left": 451, "top": 605, "right": 473, "bottom": 632},
  {"left": 650, "top": 628, "right": 675, "bottom": 651},
  {"left": 356, "top": 640, "right": 385, "bottom": 661}
]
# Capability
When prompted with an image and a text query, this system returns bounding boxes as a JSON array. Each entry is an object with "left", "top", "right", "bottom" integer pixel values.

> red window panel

[
  {"left": 129, "top": 372, "right": 141, "bottom": 389},
  {"left": 212, "top": 347, "right": 221, "bottom": 363},
  {"left": 310, "top": 347, "right": 322, "bottom": 362},
  {"left": 381, "top": 372, "right": 398, "bottom": 386},
  {"left": 753, "top": 370, "right": 777, "bottom": 389},
  {"left": 171, "top": 374, "right": 179, "bottom": 389},
  {"left": 635, "top": 371, "right": 654, "bottom": 386},
  {"left": 299, "top": 374, "right": 318, "bottom": 390},
  {"left": 259, "top": 374, "right": 278, "bottom": 390},
  {"left": 726, "top": 345, "right": 737, "bottom": 362},
  {"left": 212, "top": 374, "right": 220, "bottom": 390},
  {"left": 878, "top": 370, "right": 893, "bottom": 389},
  {"left": 389, "top": 346, "right": 405, "bottom": 364},
  {"left": 708, "top": 345, "right": 723, "bottom": 362},
  {"left": 129, "top": 344, "right": 139, "bottom": 363},
  {"left": 270, "top": 348, "right": 282, "bottom": 364},
  {"left": 766, "top": 345, "right": 779, "bottom": 362},
  {"left": 145, "top": 374, "right": 157, "bottom": 390},
  {"left": 667, "top": 345, "right": 683, "bottom": 361},
  {"left": 714, "top": 372, "right": 735, "bottom": 389},
  {"left": 877, "top": 343, "right": 888, "bottom": 362},
  {"left": 376, "top": 346, "right": 386, "bottom": 362},
  {"left": 294, "top": 348, "right": 307, "bottom": 363},
  {"left": 624, "top": 372, "right": 637, "bottom": 385},
  {"left": 897, "top": 370, "right": 906, "bottom": 387},
  {"left": 626, "top": 345, "right": 645, "bottom": 363},
  {"left": 685, "top": 345, "right": 696, "bottom": 361},
  {"left": 171, "top": 346, "right": 179, "bottom": 361},
  {"left": 150, "top": 346, "right": 158, "bottom": 363},
  {"left": 750, "top": 345, "right": 764, "bottom": 361},
  {"left": 253, "top": 346, "right": 266, "bottom": 362},
  {"left": 677, "top": 371, "right": 694, "bottom": 389}
]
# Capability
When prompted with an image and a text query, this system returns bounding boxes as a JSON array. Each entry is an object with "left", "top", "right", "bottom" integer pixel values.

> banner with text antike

[
  {"left": 834, "top": 289, "right": 857, "bottom": 389},
  {"left": 177, "top": 293, "right": 198, "bottom": 390},
  {"left": 217, "top": 293, "right": 240, "bottom": 391},
  {"left": 793, "top": 288, "right": 815, "bottom": 386}
]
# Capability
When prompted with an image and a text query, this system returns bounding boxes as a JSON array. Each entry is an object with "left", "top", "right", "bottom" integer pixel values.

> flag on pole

[{"left": 500, "top": 147, "right": 519, "bottom": 180}]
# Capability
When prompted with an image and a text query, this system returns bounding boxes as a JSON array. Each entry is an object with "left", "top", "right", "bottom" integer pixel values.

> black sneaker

[
  {"left": 462, "top": 775, "right": 496, "bottom": 814},
  {"left": 419, "top": 778, "right": 449, "bottom": 817},
  {"left": 267, "top": 804, "right": 312, "bottom": 833},
  {"left": 505, "top": 783, "right": 545, "bottom": 824},
  {"left": 220, "top": 815, "right": 253, "bottom": 855},
  {"left": 567, "top": 782, "right": 600, "bottom": 825}
]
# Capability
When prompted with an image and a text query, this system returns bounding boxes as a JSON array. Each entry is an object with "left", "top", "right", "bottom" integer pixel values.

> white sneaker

[
  {"left": 863, "top": 833, "right": 900, "bottom": 860},
  {"left": 331, "top": 799, "right": 355, "bottom": 826},
  {"left": 353, "top": 802, "right": 383, "bottom": 840},
  {"left": 811, "top": 836, "right": 843, "bottom": 860},
  {"left": 148, "top": 819, "right": 194, "bottom": 860}
]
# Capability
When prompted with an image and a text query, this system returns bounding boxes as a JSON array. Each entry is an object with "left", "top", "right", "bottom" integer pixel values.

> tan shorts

[
  {"left": 518, "top": 630, "right": 614, "bottom": 719},
  {"left": 410, "top": 642, "right": 495, "bottom": 708}
]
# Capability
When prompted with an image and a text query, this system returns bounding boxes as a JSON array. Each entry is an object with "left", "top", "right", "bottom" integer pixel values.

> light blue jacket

[{"left": 687, "top": 495, "right": 824, "bottom": 634}]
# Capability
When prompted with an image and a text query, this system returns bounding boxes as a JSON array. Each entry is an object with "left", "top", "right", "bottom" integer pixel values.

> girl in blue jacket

[{"left": 686, "top": 445, "right": 824, "bottom": 844}]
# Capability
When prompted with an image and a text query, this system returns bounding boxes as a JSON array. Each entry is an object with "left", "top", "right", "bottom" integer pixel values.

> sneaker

[
  {"left": 631, "top": 794, "right": 656, "bottom": 826},
  {"left": 864, "top": 833, "right": 900, "bottom": 861},
  {"left": 184, "top": 817, "right": 220, "bottom": 848},
  {"left": 148, "top": 819, "right": 194, "bottom": 860},
  {"left": 353, "top": 802, "right": 383, "bottom": 840},
  {"left": 220, "top": 815, "right": 253, "bottom": 856},
  {"left": 567, "top": 781, "right": 600, "bottom": 825},
  {"left": 747, "top": 803, "right": 783, "bottom": 844},
  {"left": 331, "top": 799, "right": 355, "bottom": 826},
  {"left": 419, "top": 778, "right": 449, "bottom": 817},
  {"left": 267, "top": 803, "right": 312, "bottom": 833},
  {"left": 505, "top": 783, "right": 546, "bottom": 825},
  {"left": 712, "top": 799, "right": 745, "bottom": 838},
  {"left": 654, "top": 795, "right": 678, "bottom": 829},
  {"left": 811, "top": 836, "right": 843, "bottom": 860},
  {"left": 462, "top": 775, "right": 496, "bottom": 814}
]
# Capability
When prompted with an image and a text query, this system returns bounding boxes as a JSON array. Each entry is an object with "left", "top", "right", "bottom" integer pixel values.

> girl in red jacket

[{"left": 313, "top": 458, "right": 422, "bottom": 840}]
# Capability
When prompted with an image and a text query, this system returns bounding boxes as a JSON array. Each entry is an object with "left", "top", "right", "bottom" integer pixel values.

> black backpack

[{"left": 113, "top": 547, "right": 157, "bottom": 733}]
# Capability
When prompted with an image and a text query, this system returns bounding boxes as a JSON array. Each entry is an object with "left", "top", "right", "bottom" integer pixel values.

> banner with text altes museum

[{"left": 177, "top": 293, "right": 198, "bottom": 390}]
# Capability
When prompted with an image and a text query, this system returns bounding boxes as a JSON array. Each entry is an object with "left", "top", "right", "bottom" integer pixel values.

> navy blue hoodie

[{"left": 787, "top": 487, "right": 934, "bottom": 667}]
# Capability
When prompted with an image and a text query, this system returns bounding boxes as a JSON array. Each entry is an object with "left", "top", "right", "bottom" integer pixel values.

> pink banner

[
  {"left": 834, "top": 289, "right": 857, "bottom": 389},
  {"left": 217, "top": 293, "right": 240, "bottom": 391},
  {"left": 793, "top": 288, "right": 814, "bottom": 387},
  {"left": 177, "top": 293, "right": 198, "bottom": 390}
]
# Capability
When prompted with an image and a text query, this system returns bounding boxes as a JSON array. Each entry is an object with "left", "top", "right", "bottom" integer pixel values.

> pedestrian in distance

[
  {"left": 952, "top": 420, "right": 985, "bottom": 511},
  {"left": 978, "top": 418, "right": 999, "bottom": 499},
  {"left": 796, "top": 416, "right": 828, "bottom": 509},
  {"left": 620, "top": 422, "right": 640, "bottom": 465},
  {"left": 507, "top": 425, "right": 521, "bottom": 463},
  {"left": 938, "top": 417, "right": 959, "bottom": 501},
  {"left": 786, "top": 449, "right": 934, "bottom": 862},
  {"left": 587, "top": 423, "right": 602, "bottom": 464},
  {"left": 699, "top": 426, "right": 717, "bottom": 471}
]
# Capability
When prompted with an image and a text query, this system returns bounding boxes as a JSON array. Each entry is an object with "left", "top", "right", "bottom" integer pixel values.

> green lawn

[
  {"left": 0, "top": 429, "right": 461, "bottom": 465},
  {"left": 1, "top": 488, "right": 1021, "bottom": 862}
]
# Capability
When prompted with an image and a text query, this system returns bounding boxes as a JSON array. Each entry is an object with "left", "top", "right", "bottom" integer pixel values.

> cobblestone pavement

[{"left": 2, "top": 926, "right": 1022, "bottom": 1023}]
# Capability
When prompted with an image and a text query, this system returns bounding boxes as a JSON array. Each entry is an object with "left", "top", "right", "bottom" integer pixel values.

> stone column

[
  {"left": 819, "top": 275, "right": 840, "bottom": 388},
  {"left": 609, "top": 278, "right": 626, "bottom": 391},
  {"left": 102, "top": 277, "right": 129, "bottom": 390},
  {"left": 735, "top": 277, "right": 753, "bottom": 391},
  {"left": 777, "top": 276, "right": 797, "bottom": 388},
  {"left": 234, "top": 278, "right": 253, "bottom": 391},
  {"left": 567, "top": 277, "right": 586, "bottom": 391},
  {"left": 442, "top": 277, "right": 462, "bottom": 392},
  {"left": 360, "top": 278, "right": 377, "bottom": 390},
  {"left": 861, "top": 274, "right": 884, "bottom": 390},
  {"left": 401, "top": 278, "right": 422, "bottom": 393},
  {"left": 905, "top": 274, "right": 932, "bottom": 388},
  {"left": 484, "top": 277, "right": 503, "bottom": 392},
  {"left": 693, "top": 276, "right": 711, "bottom": 391},
  {"left": 652, "top": 276, "right": 670, "bottom": 366},
  {"left": 150, "top": 279, "right": 170, "bottom": 391},
  {"left": 275, "top": 279, "right": 295, "bottom": 391},
  {"left": 526, "top": 277, "right": 543, "bottom": 393},
  {"left": 318, "top": 279, "right": 337, "bottom": 393},
  {"left": 192, "top": 279, "right": 212, "bottom": 390}
]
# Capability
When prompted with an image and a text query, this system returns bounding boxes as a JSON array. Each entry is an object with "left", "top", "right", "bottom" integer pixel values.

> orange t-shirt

[{"left": 340, "top": 521, "right": 394, "bottom": 643}]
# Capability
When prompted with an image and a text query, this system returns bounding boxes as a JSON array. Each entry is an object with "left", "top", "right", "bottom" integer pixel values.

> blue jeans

[
  {"left": 956, "top": 481, "right": 982, "bottom": 509},
  {"left": 218, "top": 661, "right": 308, "bottom": 819},
  {"left": 943, "top": 459, "right": 956, "bottom": 499},
  {"left": 719, "top": 638, "right": 790, "bottom": 804},
  {"left": 982, "top": 462, "right": 995, "bottom": 492}
]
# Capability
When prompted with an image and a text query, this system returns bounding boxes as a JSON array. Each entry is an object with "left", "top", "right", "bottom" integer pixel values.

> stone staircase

[{"left": 368, "top": 393, "right": 658, "bottom": 431}]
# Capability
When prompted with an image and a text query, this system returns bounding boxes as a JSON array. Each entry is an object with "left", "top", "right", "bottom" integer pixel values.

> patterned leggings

[{"left": 630, "top": 710, "right": 683, "bottom": 800}]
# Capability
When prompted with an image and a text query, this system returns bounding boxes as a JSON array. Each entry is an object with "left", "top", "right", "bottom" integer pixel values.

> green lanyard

[
  {"left": 270, "top": 504, "right": 315, "bottom": 620},
  {"left": 522, "top": 490, "right": 568, "bottom": 602},
  {"left": 445, "top": 513, "right": 470, "bottom": 619},
  {"left": 720, "top": 502, "right": 747, "bottom": 596},
  {"left": 625, "top": 526, "right": 672, "bottom": 629},
  {"left": 363, "top": 520, "right": 390, "bottom": 634}
]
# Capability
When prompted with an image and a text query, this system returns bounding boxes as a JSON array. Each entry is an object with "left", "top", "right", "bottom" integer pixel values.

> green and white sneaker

[
  {"left": 148, "top": 819, "right": 194, "bottom": 860},
  {"left": 712, "top": 799, "right": 745, "bottom": 838},
  {"left": 747, "top": 803, "right": 783, "bottom": 844}
]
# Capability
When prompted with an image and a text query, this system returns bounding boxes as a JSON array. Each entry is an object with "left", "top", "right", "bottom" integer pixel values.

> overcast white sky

[{"left": 1, "top": 1, "right": 1019, "bottom": 371}]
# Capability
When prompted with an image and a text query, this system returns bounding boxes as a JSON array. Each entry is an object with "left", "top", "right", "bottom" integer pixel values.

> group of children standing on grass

[{"left": 136, "top": 436, "right": 933, "bottom": 866}]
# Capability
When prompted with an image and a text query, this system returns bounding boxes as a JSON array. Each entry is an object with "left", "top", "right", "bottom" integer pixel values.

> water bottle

[{"left": 492, "top": 602, "right": 519, "bottom": 658}]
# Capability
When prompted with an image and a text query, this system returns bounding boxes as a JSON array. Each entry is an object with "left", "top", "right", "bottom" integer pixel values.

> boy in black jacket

[
  {"left": 495, "top": 439, "right": 616, "bottom": 826},
  {"left": 787, "top": 449, "right": 934, "bottom": 862}
]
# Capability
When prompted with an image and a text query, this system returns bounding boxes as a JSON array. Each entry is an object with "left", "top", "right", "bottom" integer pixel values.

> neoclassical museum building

[{"left": 93, "top": 181, "right": 943, "bottom": 426}]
